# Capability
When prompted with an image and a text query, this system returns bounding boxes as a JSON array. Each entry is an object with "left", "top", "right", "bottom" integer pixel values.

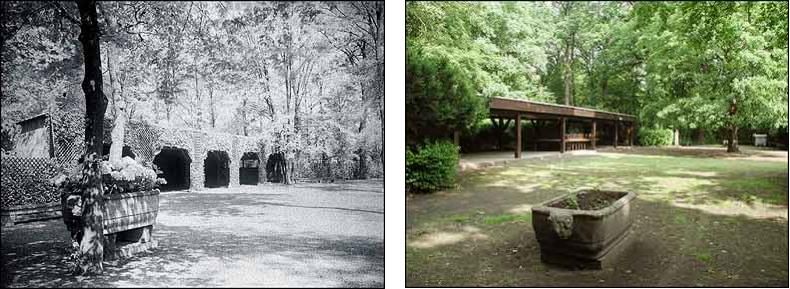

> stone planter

[
  {"left": 531, "top": 190, "right": 636, "bottom": 269},
  {"left": 63, "top": 189, "right": 160, "bottom": 260}
]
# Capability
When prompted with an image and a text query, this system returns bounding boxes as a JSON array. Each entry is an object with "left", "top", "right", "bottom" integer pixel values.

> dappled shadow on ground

[
  {"left": 2, "top": 222, "right": 384, "bottom": 287},
  {"left": 409, "top": 154, "right": 786, "bottom": 229},
  {"left": 3, "top": 180, "right": 384, "bottom": 288},
  {"left": 407, "top": 153, "right": 788, "bottom": 286},
  {"left": 599, "top": 146, "right": 788, "bottom": 161},
  {"left": 307, "top": 179, "right": 385, "bottom": 194},
  {"left": 407, "top": 198, "right": 788, "bottom": 287}
]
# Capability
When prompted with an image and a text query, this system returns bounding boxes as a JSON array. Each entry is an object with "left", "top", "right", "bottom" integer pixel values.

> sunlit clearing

[{"left": 408, "top": 225, "right": 489, "bottom": 249}]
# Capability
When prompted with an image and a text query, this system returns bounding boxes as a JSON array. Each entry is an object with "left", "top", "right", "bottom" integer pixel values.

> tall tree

[{"left": 76, "top": 0, "right": 107, "bottom": 275}]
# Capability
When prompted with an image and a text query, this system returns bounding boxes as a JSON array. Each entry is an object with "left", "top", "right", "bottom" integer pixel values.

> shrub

[
  {"left": 638, "top": 127, "right": 673, "bottom": 146},
  {"left": 406, "top": 141, "right": 459, "bottom": 193}
]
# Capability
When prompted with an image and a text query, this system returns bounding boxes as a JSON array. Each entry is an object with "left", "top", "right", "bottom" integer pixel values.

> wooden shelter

[{"left": 486, "top": 97, "right": 637, "bottom": 158}]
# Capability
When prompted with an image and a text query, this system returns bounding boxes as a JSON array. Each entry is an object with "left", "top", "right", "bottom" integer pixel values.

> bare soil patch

[{"left": 549, "top": 190, "right": 626, "bottom": 210}]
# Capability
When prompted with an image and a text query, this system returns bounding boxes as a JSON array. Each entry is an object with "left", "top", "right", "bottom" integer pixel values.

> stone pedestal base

[
  {"left": 539, "top": 229, "right": 632, "bottom": 270},
  {"left": 105, "top": 240, "right": 158, "bottom": 261},
  {"left": 103, "top": 225, "right": 157, "bottom": 261}
]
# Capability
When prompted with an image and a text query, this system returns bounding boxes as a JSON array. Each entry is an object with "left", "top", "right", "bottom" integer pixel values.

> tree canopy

[
  {"left": 1, "top": 1, "right": 384, "bottom": 177},
  {"left": 406, "top": 1, "right": 788, "bottom": 150}
]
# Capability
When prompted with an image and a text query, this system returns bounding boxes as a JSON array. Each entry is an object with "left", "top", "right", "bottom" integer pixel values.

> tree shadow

[
  {"left": 407, "top": 198, "right": 788, "bottom": 287},
  {"left": 2, "top": 219, "right": 384, "bottom": 287},
  {"left": 600, "top": 146, "right": 787, "bottom": 160}
]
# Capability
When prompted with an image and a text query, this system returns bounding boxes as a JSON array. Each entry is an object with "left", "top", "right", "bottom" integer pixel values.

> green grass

[
  {"left": 482, "top": 213, "right": 532, "bottom": 225},
  {"left": 695, "top": 251, "right": 713, "bottom": 264},
  {"left": 407, "top": 151, "right": 788, "bottom": 286},
  {"left": 673, "top": 214, "right": 689, "bottom": 225}
]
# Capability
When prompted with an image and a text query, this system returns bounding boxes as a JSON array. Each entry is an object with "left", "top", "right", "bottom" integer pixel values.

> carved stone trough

[
  {"left": 531, "top": 190, "right": 636, "bottom": 269},
  {"left": 63, "top": 189, "right": 160, "bottom": 260}
]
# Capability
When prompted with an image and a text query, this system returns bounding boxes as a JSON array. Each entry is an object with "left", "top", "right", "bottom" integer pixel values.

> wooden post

[
  {"left": 591, "top": 120, "right": 597, "bottom": 150},
  {"left": 515, "top": 114, "right": 521, "bottom": 159},
  {"left": 560, "top": 117, "right": 566, "bottom": 153},
  {"left": 453, "top": 130, "right": 460, "bottom": 147},
  {"left": 613, "top": 121, "right": 619, "bottom": 149},
  {"left": 628, "top": 124, "right": 633, "bottom": 146}
]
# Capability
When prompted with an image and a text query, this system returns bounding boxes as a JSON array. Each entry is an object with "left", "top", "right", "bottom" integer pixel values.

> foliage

[
  {"left": 2, "top": 1, "right": 384, "bottom": 181},
  {"left": 1, "top": 122, "right": 21, "bottom": 152},
  {"left": 53, "top": 156, "right": 165, "bottom": 196},
  {"left": 406, "top": 2, "right": 557, "bottom": 143},
  {"left": 406, "top": 141, "right": 459, "bottom": 193},
  {"left": 1, "top": 155, "right": 61, "bottom": 208},
  {"left": 405, "top": 42, "right": 486, "bottom": 142},
  {"left": 405, "top": 1, "right": 787, "bottom": 149},
  {"left": 638, "top": 127, "right": 674, "bottom": 146}
]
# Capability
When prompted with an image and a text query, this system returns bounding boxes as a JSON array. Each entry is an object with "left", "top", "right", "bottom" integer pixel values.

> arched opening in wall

[
  {"left": 122, "top": 145, "right": 136, "bottom": 159},
  {"left": 265, "top": 152, "right": 286, "bottom": 183},
  {"left": 153, "top": 147, "right": 192, "bottom": 191},
  {"left": 204, "top": 150, "right": 230, "bottom": 188},
  {"left": 239, "top": 152, "right": 259, "bottom": 185},
  {"left": 102, "top": 143, "right": 111, "bottom": 156}
]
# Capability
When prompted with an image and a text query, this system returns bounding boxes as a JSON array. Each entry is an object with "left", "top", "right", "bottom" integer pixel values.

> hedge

[
  {"left": 1, "top": 155, "right": 61, "bottom": 209},
  {"left": 638, "top": 127, "right": 674, "bottom": 146},
  {"left": 406, "top": 141, "right": 459, "bottom": 193}
]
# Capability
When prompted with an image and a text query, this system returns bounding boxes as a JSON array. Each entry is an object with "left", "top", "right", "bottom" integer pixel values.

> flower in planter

[{"left": 55, "top": 156, "right": 166, "bottom": 196}]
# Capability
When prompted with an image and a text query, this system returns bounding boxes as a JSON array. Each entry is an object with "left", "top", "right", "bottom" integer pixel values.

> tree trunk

[
  {"left": 727, "top": 125, "right": 739, "bottom": 153},
  {"left": 106, "top": 46, "right": 116, "bottom": 118},
  {"left": 727, "top": 98, "right": 739, "bottom": 153},
  {"left": 209, "top": 85, "right": 216, "bottom": 128},
  {"left": 108, "top": 110, "right": 125, "bottom": 163},
  {"left": 563, "top": 39, "right": 572, "bottom": 105},
  {"left": 695, "top": 128, "right": 705, "bottom": 145},
  {"left": 77, "top": 0, "right": 107, "bottom": 275}
]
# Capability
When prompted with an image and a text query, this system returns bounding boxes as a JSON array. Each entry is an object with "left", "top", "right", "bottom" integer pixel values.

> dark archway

[
  {"left": 265, "top": 152, "right": 286, "bottom": 183},
  {"left": 239, "top": 152, "right": 259, "bottom": 185},
  {"left": 122, "top": 145, "right": 136, "bottom": 159},
  {"left": 204, "top": 150, "right": 230, "bottom": 188},
  {"left": 153, "top": 147, "right": 191, "bottom": 191}
]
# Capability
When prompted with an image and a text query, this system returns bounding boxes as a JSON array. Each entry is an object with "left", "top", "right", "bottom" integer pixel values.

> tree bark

[
  {"left": 563, "top": 38, "right": 572, "bottom": 105},
  {"left": 108, "top": 110, "right": 125, "bottom": 163},
  {"left": 77, "top": 0, "right": 107, "bottom": 275},
  {"left": 727, "top": 98, "right": 739, "bottom": 153}
]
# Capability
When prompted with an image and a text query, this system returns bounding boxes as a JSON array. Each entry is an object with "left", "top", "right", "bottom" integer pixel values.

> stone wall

[{"left": 121, "top": 121, "right": 266, "bottom": 191}]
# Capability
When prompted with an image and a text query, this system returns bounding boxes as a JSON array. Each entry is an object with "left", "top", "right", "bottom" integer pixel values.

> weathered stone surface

[
  {"left": 531, "top": 190, "right": 636, "bottom": 269},
  {"left": 102, "top": 190, "right": 159, "bottom": 235}
]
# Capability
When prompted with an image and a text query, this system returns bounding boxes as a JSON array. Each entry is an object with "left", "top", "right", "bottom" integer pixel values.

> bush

[
  {"left": 638, "top": 127, "right": 674, "bottom": 146},
  {"left": 406, "top": 141, "right": 459, "bottom": 193}
]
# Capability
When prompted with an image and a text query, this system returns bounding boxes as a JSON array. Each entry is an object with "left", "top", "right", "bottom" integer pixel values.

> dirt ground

[
  {"left": 406, "top": 148, "right": 788, "bottom": 287},
  {"left": 2, "top": 180, "right": 383, "bottom": 287}
]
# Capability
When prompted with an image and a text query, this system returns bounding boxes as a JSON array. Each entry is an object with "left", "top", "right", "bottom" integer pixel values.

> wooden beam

[
  {"left": 515, "top": 113, "right": 522, "bottom": 159},
  {"left": 591, "top": 120, "right": 597, "bottom": 150},
  {"left": 560, "top": 117, "right": 566, "bottom": 153},
  {"left": 614, "top": 121, "right": 619, "bottom": 148},
  {"left": 490, "top": 97, "right": 637, "bottom": 122}
]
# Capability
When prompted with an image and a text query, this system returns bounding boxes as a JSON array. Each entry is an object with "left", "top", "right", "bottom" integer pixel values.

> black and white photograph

[{"left": 1, "top": 1, "right": 383, "bottom": 287}]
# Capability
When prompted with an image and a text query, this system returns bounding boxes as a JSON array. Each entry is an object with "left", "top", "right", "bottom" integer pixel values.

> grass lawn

[{"left": 406, "top": 151, "right": 788, "bottom": 287}]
